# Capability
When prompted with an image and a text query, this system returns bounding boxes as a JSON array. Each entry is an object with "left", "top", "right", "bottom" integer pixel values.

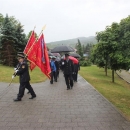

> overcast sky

[{"left": 0, "top": 0, "right": 130, "bottom": 43}]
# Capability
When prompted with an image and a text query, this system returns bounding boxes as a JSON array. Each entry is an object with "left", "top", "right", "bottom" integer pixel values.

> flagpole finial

[{"left": 42, "top": 25, "right": 46, "bottom": 31}]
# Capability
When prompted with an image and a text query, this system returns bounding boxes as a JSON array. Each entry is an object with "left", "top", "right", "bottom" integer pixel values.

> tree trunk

[
  {"left": 105, "top": 65, "right": 107, "bottom": 76},
  {"left": 105, "top": 57, "right": 108, "bottom": 76},
  {"left": 105, "top": 61, "right": 107, "bottom": 76},
  {"left": 112, "top": 69, "right": 114, "bottom": 83},
  {"left": 1, "top": 41, "right": 15, "bottom": 66}
]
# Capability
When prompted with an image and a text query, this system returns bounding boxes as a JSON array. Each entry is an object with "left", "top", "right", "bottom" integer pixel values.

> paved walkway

[
  {"left": 0, "top": 72, "right": 130, "bottom": 130},
  {"left": 116, "top": 70, "right": 130, "bottom": 84}
]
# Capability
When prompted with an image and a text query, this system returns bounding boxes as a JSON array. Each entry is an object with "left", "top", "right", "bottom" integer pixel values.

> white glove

[
  {"left": 12, "top": 75, "right": 15, "bottom": 79},
  {"left": 62, "top": 62, "right": 64, "bottom": 65},
  {"left": 14, "top": 68, "right": 17, "bottom": 71},
  {"left": 15, "top": 70, "right": 18, "bottom": 73}
]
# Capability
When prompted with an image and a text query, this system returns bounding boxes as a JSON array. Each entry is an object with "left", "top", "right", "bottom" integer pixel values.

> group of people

[
  {"left": 12, "top": 52, "right": 80, "bottom": 102},
  {"left": 49, "top": 53, "right": 80, "bottom": 90}
]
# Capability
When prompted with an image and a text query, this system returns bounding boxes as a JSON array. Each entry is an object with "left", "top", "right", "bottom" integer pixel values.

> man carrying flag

[
  {"left": 23, "top": 24, "right": 51, "bottom": 78},
  {"left": 13, "top": 53, "right": 36, "bottom": 101}
]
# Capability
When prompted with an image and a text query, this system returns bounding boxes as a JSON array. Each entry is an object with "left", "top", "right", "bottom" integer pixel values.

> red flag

[
  {"left": 27, "top": 42, "right": 38, "bottom": 71},
  {"left": 24, "top": 31, "right": 35, "bottom": 55},
  {"left": 24, "top": 31, "right": 37, "bottom": 71},
  {"left": 29, "top": 62, "right": 36, "bottom": 71},
  {"left": 35, "top": 34, "right": 51, "bottom": 79}
]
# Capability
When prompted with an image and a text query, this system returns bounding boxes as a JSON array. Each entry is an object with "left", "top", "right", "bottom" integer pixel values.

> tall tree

[
  {"left": 14, "top": 23, "right": 27, "bottom": 52},
  {"left": 0, "top": 14, "right": 4, "bottom": 48},
  {"left": 76, "top": 39, "right": 83, "bottom": 57},
  {"left": 82, "top": 44, "right": 85, "bottom": 53},
  {"left": 0, "top": 13, "right": 4, "bottom": 33},
  {"left": 0, "top": 14, "right": 16, "bottom": 66},
  {"left": 95, "top": 30, "right": 110, "bottom": 76},
  {"left": 84, "top": 43, "right": 93, "bottom": 58},
  {"left": 92, "top": 17, "right": 130, "bottom": 82},
  {"left": 0, "top": 14, "right": 27, "bottom": 66},
  {"left": 118, "top": 16, "right": 130, "bottom": 70}
]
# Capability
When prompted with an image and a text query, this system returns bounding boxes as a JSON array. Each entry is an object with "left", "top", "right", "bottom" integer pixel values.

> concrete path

[
  {"left": 0, "top": 72, "right": 130, "bottom": 130},
  {"left": 116, "top": 70, "right": 130, "bottom": 84}
]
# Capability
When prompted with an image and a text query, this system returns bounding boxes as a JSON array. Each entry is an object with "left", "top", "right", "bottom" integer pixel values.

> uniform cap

[
  {"left": 52, "top": 56, "right": 56, "bottom": 59},
  {"left": 17, "top": 52, "right": 24, "bottom": 55},
  {"left": 65, "top": 53, "right": 69, "bottom": 57},
  {"left": 49, "top": 56, "right": 52, "bottom": 59},
  {"left": 17, "top": 54, "right": 25, "bottom": 58}
]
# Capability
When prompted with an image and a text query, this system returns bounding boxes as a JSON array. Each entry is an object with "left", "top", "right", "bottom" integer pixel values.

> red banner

[
  {"left": 29, "top": 62, "right": 36, "bottom": 71},
  {"left": 24, "top": 31, "right": 36, "bottom": 55},
  {"left": 35, "top": 34, "right": 51, "bottom": 79},
  {"left": 23, "top": 30, "right": 37, "bottom": 71},
  {"left": 27, "top": 42, "right": 38, "bottom": 69}
]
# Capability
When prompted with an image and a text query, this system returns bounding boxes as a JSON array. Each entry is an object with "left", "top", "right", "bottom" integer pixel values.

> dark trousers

[
  {"left": 54, "top": 70, "right": 59, "bottom": 81},
  {"left": 50, "top": 71, "right": 55, "bottom": 84},
  {"left": 75, "top": 72, "right": 78, "bottom": 81},
  {"left": 17, "top": 81, "right": 36, "bottom": 99},
  {"left": 64, "top": 74, "right": 73, "bottom": 89},
  {"left": 53, "top": 71, "right": 56, "bottom": 81},
  {"left": 73, "top": 72, "right": 78, "bottom": 81},
  {"left": 60, "top": 66, "right": 63, "bottom": 71},
  {"left": 57, "top": 70, "right": 59, "bottom": 78}
]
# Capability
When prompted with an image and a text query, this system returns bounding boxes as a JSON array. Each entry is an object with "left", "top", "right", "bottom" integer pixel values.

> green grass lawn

[
  {"left": 0, "top": 64, "right": 47, "bottom": 83},
  {"left": 79, "top": 65, "right": 130, "bottom": 120}
]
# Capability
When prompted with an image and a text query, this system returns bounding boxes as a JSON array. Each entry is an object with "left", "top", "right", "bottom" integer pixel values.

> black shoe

[
  {"left": 13, "top": 98, "right": 21, "bottom": 101},
  {"left": 17, "top": 94, "right": 24, "bottom": 97},
  {"left": 50, "top": 81, "right": 53, "bottom": 84},
  {"left": 29, "top": 95, "right": 36, "bottom": 99},
  {"left": 67, "top": 88, "right": 70, "bottom": 90}
]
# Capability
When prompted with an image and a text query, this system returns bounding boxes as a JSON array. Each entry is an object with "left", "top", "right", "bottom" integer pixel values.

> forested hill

[{"left": 47, "top": 36, "right": 97, "bottom": 49}]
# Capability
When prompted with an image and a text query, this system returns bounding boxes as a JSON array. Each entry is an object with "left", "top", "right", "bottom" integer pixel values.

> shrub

[{"left": 80, "top": 60, "right": 91, "bottom": 66}]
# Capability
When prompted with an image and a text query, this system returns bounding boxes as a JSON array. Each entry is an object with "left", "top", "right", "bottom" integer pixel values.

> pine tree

[
  {"left": 14, "top": 23, "right": 27, "bottom": 52},
  {"left": 0, "top": 14, "right": 27, "bottom": 66},
  {"left": 0, "top": 14, "right": 16, "bottom": 66},
  {"left": 76, "top": 39, "right": 83, "bottom": 57}
]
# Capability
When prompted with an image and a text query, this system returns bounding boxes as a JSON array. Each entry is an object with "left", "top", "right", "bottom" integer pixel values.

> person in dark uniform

[
  {"left": 15, "top": 52, "right": 30, "bottom": 94},
  {"left": 73, "top": 61, "right": 80, "bottom": 82},
  {"left": 13, "top": 54, "right": 36, "bottom": 101},
  {"left": 62, "top": 53, "right": 74, "bottom": 90},
  {"left": 52, "top": 56, "right": 59, "bottom": 82}
]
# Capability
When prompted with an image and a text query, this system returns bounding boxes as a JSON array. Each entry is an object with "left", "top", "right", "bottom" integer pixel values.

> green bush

[
  {"left": 87, "top": 60, "right": 92, "bottom": 66},
  {"left": 80, "top": 60, "right": 91, "bottom": 66}
]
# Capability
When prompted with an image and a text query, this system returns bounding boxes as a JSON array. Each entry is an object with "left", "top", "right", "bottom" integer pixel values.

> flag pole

[
  {"left": 23, "top": 26, "right": 36, "bottom": 54},
  {"left": 26, "top": 25, "right": 46, "bottom": 56}
]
